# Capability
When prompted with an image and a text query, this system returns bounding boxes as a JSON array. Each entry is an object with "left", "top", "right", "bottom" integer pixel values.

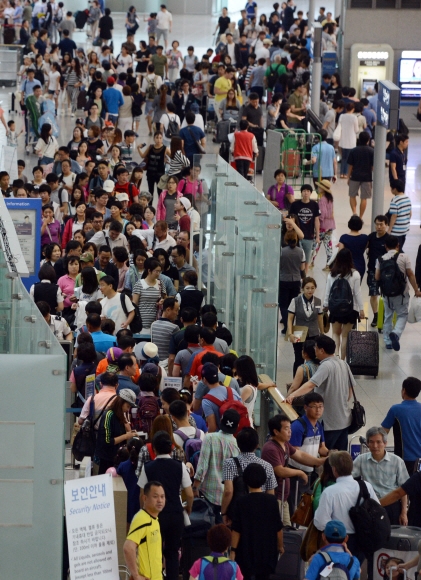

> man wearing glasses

[{"left": 288, "top": 392, "right": 329, "bottom": 515}]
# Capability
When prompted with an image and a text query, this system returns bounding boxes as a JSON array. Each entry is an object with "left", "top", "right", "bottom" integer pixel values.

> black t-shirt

[
  {"left": 268, "top": 21, "right": 282, "bottom": 36},
  {"left": 136, "top": 48, "right": 150, "bottom": 73},
  {"left": 389, "top": 147, "right": 406, "bottom": 183},
  {"left": 366, "top": 232, "right": 392, "bottom": 271},
  {"left": 218, "top": 16, "right": 230, "bottom": 34},
  {"left": 98, "top": 15, "right": 113, "bottom": 39},
  {"left": 232, "top": 493, "right": 283, "bottom": 576},
  {"left": 242, "top": 103, "right": 263, "bottom": 127},
  {"left": 86, "top": 138, "right": 104, "bottom": 156},
  {"left": 289, "top": 200, "right": 321, "bottom": 240},
  {"left": 165, "top": 265, "right": 179, "bottom": 284},
  {"left": 402, "top": 472, "right": 421, "bottom": 527},
  {"left": 347, "top": 145, "right": 374, "bottom": 182}
]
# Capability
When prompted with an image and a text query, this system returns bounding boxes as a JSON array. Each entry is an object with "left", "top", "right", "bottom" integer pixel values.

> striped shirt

[
  {"left": 168, "top": 150, "right": 190, "bottom": 176},
  {"left": 223, "top": 452, "right": 278, "bottom": 491},
  {"left": 352, "top": 451, "right": 409, "bottom": 499},
  {"left": 132, "top": 278, "right": 163, "bottom": 328},
  {"left": 389, "top": 194, "right": 412, "bottom": 235},
  {"left": 151, "top": 317, "right": 179, "bottom": 361}
]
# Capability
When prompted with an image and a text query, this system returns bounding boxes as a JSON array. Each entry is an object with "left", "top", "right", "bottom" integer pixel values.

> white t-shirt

[
  {"left": 180, "top": 114, "right": 205, "bottom": 132},
  {"left": 160, "top": 112, "right": 181, "bottom": 133},
  {"left": 255, "top": 46, "right": 270, "bottom": 61},
  {"left": 100, "top": 292, "right": 134, "bottom": 334},
  {"left": 48, "top": 70, "right": 61, "bottom": 92},
  {"left": 61, "top": 172, "right": 76, "bottom": 189},
  {"left": 156, "top": 10, "right": 172, "bottom": 30},
  {"left": 173, "top": 426, "right": 205, "bottom": 450},
  {"left": 116, "top": 54, "right": 134, "bottom": 74},
  {"left": 141, "top": 74, "right": 163, "bottom": 97}
]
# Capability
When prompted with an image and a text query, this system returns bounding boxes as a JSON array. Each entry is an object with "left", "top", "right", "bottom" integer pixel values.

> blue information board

[
  {"left": 5, "top": 198, "right": 42, "bottom": 291},
  {"left": 322, "top": 52, "right": 337, "bottom": 76},
  {"left": 377, "top": 80, "right": 401, "bottom": 130}
]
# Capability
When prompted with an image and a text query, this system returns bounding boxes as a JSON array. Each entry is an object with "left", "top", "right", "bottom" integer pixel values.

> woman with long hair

[
  {"left": 67, "top": 185, "right": 85, "bottom": 218},
  {"left": 86, "top": 86, "right": 107, "bottom": 120},
  {"left": 138, "top": 132, "right": 170, "bottom": 197},
  {"left": 67, "top": 126, "right": 84, "bottom": 152},
  {"left": 124, "top": 248, "right": 148, "bottom": 292},
  {"left": 76, "top": 141, "right": 91, "bottom": 169},
  {"left": 96, "top": 392, "right": 137, "bottom": 474},
  {"left": 109, "top": 145, "right": 123, "bottom": 171},
  {"left": 324, "top": 248, "right": 364, "bottom": 359},
  {"left": 312, "top": 181, "right": 336, "bottom": 270},
  {"left": 156, "top": 176, "right": 181, "bottom": 229},
  {"left": 287, "top": 340, "right": 319, "bottom": 398},
  {"left": 287, "top": 278, "right": 324, "bottom": 374},
  {"left": 219, "top": 87, "right": 241, "bottom": 121},
  {"left": 152, "top": 248, "right": 178, "bottom": 295},
  {"left": 313, "top": 456, "right": 336, "bottom": 510},
  {"left": 130, "top": 166, "right": 144, "bottom": 190},
  {"left": 116, "top": 436, "right": 143, "bottom": 528},
  {"left": 74, "top": 266, "right": 102, "bottom": 302},
  {"left": 62, "top": 200, "right": 87, "bottom": 248},
  {"left": 135, "top": 40, "right": 150, "bottom": 84},
  {"left": 152, "top": 84, "right": 172, "bottom": 134},
  {"left": 232, "top": 355, "right": 260, "bottom": 426},
  {"left": 281, "top": 213, "right": 304, "bottom": 247},
  {"left": 86, "top": 125, "right": 104, "bottom": 157},
  {"left": 135, "top": 414, "right": 185, "bottom": 478},
  {"left": 167, "top": 135, "right": 190, "bottom": 179},
  {"left": 65, "top": 57, "right": 83, "bottom": 117},
  {"left": 35, "top": 123, "right": 59, "bottom": 166},
  {"left": 132, "top": 258, "right": 165, "bottom": 328}
]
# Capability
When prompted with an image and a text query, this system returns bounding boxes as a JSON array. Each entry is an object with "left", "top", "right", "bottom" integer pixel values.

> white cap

[
  {"left": 103, "top": 180, "right": 115, "bottom": 193},
  {"left": 179, "top": 196, "right": 192, "bottom": 211}
]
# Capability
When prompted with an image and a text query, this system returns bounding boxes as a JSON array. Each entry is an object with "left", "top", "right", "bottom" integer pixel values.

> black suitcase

[
  {"left": 3, "top": 25, "right": 15, "bottom": 44},
  {"left": 181, "top": 534, "right": 210, "bottom": 580},
  {"left": 216, "top": 120, "right": 231, "bottom": 143},
  {"left": 372, "top": 525, "right": 421, "bottom": 580},
  {"left": 75, "top": 9, "right": 88, "bottom": 29},
  {"left": 219, "top": 141, "right": 230, "bottom": 163},
  {"left": 346, "top": 319, "right": 379, "bottom": 378}
]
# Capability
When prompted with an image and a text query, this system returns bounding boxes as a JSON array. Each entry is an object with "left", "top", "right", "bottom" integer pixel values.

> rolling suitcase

[
  {"left": 216, "top": 120, "right": 230, "bottom": 143},
  {"left": 377, "top": 296, "right": 397, "bottom": 333},
  {"left": 271, "top": 482, "right": 305, "bottom": 580},
  {"left": 372, "top": 526, "right": 421, "bottom": 580},
  {"left": 282, "top": 150, "right": 300, "bottom": 178},
  {"left": 219, "top": 141, "right": 230, "bottom": 163},
  {"left": 346, "top": 319, "right": 379, "bottom": 378},
  {"left": 74, "top": 9, "right": 89, "bottom": 29},
  {"left": 181, "top": 498, "right": 214, "bottom": 580}
]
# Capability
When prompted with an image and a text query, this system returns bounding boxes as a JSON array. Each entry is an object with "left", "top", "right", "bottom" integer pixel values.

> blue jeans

[
  {"left": 383, "top": 294, "right": 409, "bottom": 345},
  {"left": 340, "top": 147, "right": 352, "bottom": 175}
]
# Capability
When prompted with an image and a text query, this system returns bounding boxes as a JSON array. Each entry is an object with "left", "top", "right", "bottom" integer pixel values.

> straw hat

[{"left": 318, "top": 179, "right": 333, "bottom": 194}]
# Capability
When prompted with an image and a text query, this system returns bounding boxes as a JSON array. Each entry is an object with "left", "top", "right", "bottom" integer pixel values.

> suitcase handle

[{"left": 356, "top": 317, "right": 368, "bottom": 332}]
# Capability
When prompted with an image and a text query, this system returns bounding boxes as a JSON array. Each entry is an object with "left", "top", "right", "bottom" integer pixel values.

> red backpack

[
  {"left": 203, "top": 387, "right": 250, "bottom": 436},
  {"left": 135, "top": 396, "right": 160, "bottom": 437}
]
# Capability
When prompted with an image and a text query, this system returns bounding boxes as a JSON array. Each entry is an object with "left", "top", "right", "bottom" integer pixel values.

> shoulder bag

[
  {"left": 72, "top": 394, "right": 116, "bottom": 461},
  {"left": 187, "top": 126, "right": 206, "bottom": 154},
  {"left": 345, "top": 363, "right": 366, "bottom": 434}
]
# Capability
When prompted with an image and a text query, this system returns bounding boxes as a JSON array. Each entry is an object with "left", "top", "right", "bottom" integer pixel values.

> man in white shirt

[
  {"left": 37, "top": 300, "right": 72, "bottom": 340},
  {"left": 314, "top": 450, "right": 379, "bottom": 565},
  {"left": 155, "top": 4, "right": 172, "bottom": 49},
  {"left": 99, "top": 275, "right": 135, "bottom": 334},
  {"left": 169, "top": 400, "right": 205, "bottom": 449},
  {"left": 225, "top": 33, "right": 236, "bottom": 67},
  {"left": 89, "top": 220, "right": 129, "bottom": 252},
  {"left": 136, "top": 220, "right": 176, "bottom": 254}
]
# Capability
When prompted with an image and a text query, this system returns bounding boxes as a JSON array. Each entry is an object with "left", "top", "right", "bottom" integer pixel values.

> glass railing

[{"left": 193, "top": 154, "right": 282, "bottom": 429}]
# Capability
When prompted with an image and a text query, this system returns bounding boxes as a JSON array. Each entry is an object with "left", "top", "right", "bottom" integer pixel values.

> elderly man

[{"left": 352, "top": 426, "right": 409, "bottom": 525}]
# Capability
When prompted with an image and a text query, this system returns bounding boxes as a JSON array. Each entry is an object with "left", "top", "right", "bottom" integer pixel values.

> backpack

[
  {"left": 120, "top": 289, "right": 143, "bottom": 333},
  {"left": 328, "top": 277, "right": 354, "bottom": 318},
  {"left": 379, "top": 252, "right": 406, "bottom": 300},
  {"left": 174, "top": 428, "right": 202, "bottom": 469},
  {"left": 136, "top": 396, "right": 160, "bottom": 436},
  {"left": 198, "top": 556, "right": 237, "bottom": 580},
  {"left": 266, "top": 63, "right": 281, "bottom": 90},
  {"left": 146, "top": 76, "right": 157, "bottom": 100},
  {"left": 226, "top": 457, "right": 249, "bottom": 519},
  {"left": 203, "top": 387, "right": 251, "bottom": 436},
  {"left": 165, "top": 113, "right": 180, "bottom": 139},
  {"left": 315, "top": 552, "right": 355, "bottom": 580},
  {"left": 348, "top": 479, "right": 391, "bottom": 554}
]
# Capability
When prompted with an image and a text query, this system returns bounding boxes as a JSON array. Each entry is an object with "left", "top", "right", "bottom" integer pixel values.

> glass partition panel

[
  {"left": 194, "top": 155, "right": 282, "bottom": 430},
  {"left": 0, "top": 247, "right": 65, "bottom": 578}
]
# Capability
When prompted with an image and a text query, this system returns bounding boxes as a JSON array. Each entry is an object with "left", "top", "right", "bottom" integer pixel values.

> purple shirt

[
  {"left": 267, "top": 183, "right": 294, "bottom": 209},
  {"left": 190, "top": 552, "right": 243, "bottom": 580},
  {"left": 40, "top": 219, "right": 61, "bottom": 247}
]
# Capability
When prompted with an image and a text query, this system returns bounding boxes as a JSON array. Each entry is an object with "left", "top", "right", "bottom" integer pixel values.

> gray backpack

[{"left": 316, "top": 552, "right": 355, "bottom": 580}]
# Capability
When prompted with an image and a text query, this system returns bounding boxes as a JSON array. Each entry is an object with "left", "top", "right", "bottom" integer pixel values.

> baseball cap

[
  {"left": 107, "top": 76, "right": 115, "bottom": 85},
  {"left": 116, "top": 192, "right": 129, "bottom": 202},
  {"left": 179, "top": 196, "right": 191, "bottom": 211},
  {"left": 80, "top": 251, "right": 94, "bottom": 263},
  {"left": 118, "top": 388, "right": 137, "bottom": 407},
  {"left": 201, "top": 362, "right": 219, "bottom": 383},
  {"left": 103, "top": 179, "right": 115, "bottom": 193},
  {"left": 190, "top": 102, "right": 199, "bottom": 113},
  {"left": 324, "top": 520, "right": 347, "bottom": 542},
  {"left": 143, "top": 362, "right": 159, "bottom": 376},
  {"left": 220, "top": 409, "right": 240, "bottom": 434},
  {"left": 106, "top": 347, "right": 123, "bottom": 362}
]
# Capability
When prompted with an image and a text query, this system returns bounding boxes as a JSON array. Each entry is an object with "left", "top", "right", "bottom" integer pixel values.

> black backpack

[
  {"left": 379, "top": 253, "right": 406, "bottom": 299},
  {"left": 267, "top": 63, "right": 283, "bottom": 89},
  {"left": 165, "top": 114, "right": 180, "bottom": 139},
  {"left": 349, "top": 479, "right": 391, "bottom": 554},
  {"left": 226, "top": 457, "right": 249, "bottom": 519},
  {"left": 328, "top": 277, "right": 354, "bottom": 318},
  {"left": 120, "top": 289, "right": 143, "bottom": 333}
]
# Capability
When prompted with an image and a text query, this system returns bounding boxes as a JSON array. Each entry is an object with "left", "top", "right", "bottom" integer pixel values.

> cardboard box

[{"left": 113, "top": 476, "right": 128, "bottom": 567}]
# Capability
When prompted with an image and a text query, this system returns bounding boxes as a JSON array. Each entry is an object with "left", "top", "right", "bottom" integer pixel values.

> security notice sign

[{"left": 64, "top": 474, "right": 119, "bottom": 580}]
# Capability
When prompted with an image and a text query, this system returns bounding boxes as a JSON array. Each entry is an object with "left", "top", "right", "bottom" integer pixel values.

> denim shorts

[
  {"left": 367, "top": 269, "right": 380, "bottom": 296},
  {"left": 300, "top": 238, "right": 314, "bottom": 263}
]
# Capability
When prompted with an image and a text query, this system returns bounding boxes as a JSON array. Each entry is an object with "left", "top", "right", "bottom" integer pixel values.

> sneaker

[
  {"left": 371, "top": 313, "right": 378, "bottom": 328},
  {"left": 385, "top": 344, "right": 393, "bottom": 349},
  {"left": 281, "top": 328, "right": 287, "bottom": 335},
  {"left": 389, "top": 332, "right": 400, "bottom": 351}
]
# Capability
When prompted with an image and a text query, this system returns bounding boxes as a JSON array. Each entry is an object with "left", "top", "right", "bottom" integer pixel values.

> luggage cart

[{"left": 349, "top": 435, "right": 369, "bottom": 460}]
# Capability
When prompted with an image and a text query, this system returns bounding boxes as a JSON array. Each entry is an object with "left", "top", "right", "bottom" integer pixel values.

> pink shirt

[
  {"left": 318, "top": 195, "right": 336, "bottom": 232},
  {"left": 58, "top": 275, "right": 76, "bottom": 308},
  {"left": 177, "top": 178, "right": 203, "bottom": 198}
]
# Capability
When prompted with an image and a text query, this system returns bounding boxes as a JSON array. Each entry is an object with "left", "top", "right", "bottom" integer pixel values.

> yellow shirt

[
  {"left": 127, "top": 509, "right": 162, "bottom": 580},
  {"left": 214, "top": 76, "right": 233, "bottom": 103}
]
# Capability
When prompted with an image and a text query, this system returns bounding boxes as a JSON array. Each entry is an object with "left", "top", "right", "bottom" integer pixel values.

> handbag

[
  {"left": 346, "top": 366, "right": 366, "bottom": 435},
  {"left": 158, "top": 173, "right": 169, "bottom": 190},
  {"left": 333, "top": 122, "right": 342, "bottom": 142},
  {"left": 300, "top": 519, "right": 323, "bottom": 561},
  {"left": 71, "top": 394, "right": 116, "bottom": 461},
  {"left": 322, "top": 311, "right": 330, "bottom": 333},
  {"left": 187, "top": 126, "right": 206, "bottom": 154},
  {"left": 291, "top": 490, "right": 313, "bottom": 527}
]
